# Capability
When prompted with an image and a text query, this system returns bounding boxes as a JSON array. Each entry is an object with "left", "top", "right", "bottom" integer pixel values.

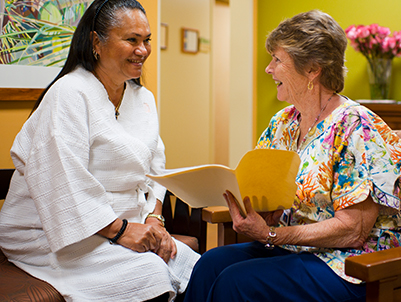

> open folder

[{"left": 147, "top": 149, "right": 300, "bottom": 215}]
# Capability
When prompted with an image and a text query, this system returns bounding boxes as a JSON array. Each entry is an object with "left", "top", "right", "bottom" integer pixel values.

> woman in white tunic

[{"left": 0, "top": 0, "right": 200, "bottom": 301}]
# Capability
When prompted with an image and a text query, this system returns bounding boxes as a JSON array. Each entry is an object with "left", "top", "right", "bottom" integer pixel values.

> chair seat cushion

[{"left": 0, "top": 250, "right": 65, "bottom": 302}]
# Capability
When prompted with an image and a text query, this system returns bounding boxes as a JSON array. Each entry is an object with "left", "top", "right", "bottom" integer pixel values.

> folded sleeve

[
  {"left": 22, "top": 83, "right": 117, "bottom": 253},
  {"left": 331, "top": 111, "right": 400, "bottom": 215}
]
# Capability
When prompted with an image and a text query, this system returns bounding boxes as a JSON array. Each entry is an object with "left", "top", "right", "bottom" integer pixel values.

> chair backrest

[
  {"left": 0, "top": 169, "right": 14, "bottom": 200},
  {"left": 163, "top": 190, "right": 207, "bottom": 254}
]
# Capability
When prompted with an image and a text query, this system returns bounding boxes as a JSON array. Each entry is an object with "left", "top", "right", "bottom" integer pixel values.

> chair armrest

[
  {"left": 202, "top": 206, "right": 232, "bottom": 223},
  {"left": 345, "top": 247, "right": 401, "bottom": 282},
  {"left": 202, "top": 206, "right": 250, "bottom": 247}
]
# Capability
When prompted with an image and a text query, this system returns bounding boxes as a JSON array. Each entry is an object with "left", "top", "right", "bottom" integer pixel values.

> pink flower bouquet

[
  {"left": 345, "top": 24, "right": 401, "bottom": 60},
  {"left": 345, "top": 24, "right": 401, "bottom": 99}
]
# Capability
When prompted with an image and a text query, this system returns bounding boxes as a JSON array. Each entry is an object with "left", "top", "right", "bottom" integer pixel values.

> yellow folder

[{"left": 147, "top": 149, "right": 300, "bottom": 215}]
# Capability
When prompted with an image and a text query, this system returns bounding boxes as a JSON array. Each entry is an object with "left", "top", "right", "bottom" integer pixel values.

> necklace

[
  {"left": 114, "top": 83, "right": 126, "bottom": 119},
  {"left": 92, "top": 71, "right": 126, "bottom": 119},
  {"left": 297, "top": 93, "right": 335, "bottom": 153}
]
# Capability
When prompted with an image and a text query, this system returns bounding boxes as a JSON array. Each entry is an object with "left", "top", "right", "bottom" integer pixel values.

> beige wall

[
  {"left": 0, "top": 0, "right": 159, "bottom": 169},
  {"left": 212, "top": 1, "right": 230, "bottom": 166},
  {"left": 227, "top": 0, "right": 254, "bottom": 167},
  {"left": 160, "top": 0, "right": 212, "bottom": 168},
  {"left": 160, "top": 0, "right": 254, "bottom": 169}
]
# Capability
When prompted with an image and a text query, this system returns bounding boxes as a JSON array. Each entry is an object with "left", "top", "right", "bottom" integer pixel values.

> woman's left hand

[
  {"left": 223, "top": 190, "right": 272, "bottom": 242},
  {"left": 145, "top": 218, "right": 177, "bottom": 262}
]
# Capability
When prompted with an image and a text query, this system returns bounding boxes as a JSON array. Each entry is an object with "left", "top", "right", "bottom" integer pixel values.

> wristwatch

[{"left": 146, "top": 214, "right": 165, "bottom": 227}]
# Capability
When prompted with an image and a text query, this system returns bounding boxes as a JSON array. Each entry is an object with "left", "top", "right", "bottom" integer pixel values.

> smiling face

[
  {"left": 93, "top": 8, "right": 151, "bottom": 85},
  {"left": 265, "top": 47, "right": 309, "bottom": 104}
]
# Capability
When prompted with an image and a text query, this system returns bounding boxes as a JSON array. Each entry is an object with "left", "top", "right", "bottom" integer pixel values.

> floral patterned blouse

[{"left": 256, "top": 98, "right": 401, "bottom": 284}]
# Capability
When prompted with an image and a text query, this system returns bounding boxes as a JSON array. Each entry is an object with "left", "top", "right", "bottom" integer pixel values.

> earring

[
  {"left": 307, "top": 81, "right": 313, "bottom": 90},
  {"left": 93, "top": 49, "right": 99, "bottom": 60}
]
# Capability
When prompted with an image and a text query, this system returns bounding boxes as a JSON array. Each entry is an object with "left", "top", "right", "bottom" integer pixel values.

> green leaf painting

[{"left": 0, "top": 0, "right": 92, "bottom": 67}]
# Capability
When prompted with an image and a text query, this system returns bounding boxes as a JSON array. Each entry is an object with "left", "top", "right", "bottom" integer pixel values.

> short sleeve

[{"left": 331, "top": 109, "right": 400, "bottom": 215}]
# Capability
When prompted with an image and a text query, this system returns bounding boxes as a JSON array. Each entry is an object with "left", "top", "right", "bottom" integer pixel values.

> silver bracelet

[{"left": 264, "top": 226, "right": 277, "bottom": 249}]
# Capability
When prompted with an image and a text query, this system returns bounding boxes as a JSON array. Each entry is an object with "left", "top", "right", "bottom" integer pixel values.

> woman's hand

[
  {"left": 117, "top": 222, "right": 161, "bottom": 253},
  {"left": 99, "top": 218, "right": 177, "bottom": 262},
  {"left": 145, "top": 218, "right": 177, "bottom": 262},
  {"left": 223, "top": 190, "right": 280, "bottom": 242},
  {"left": 98, "top": 219, "right": 160, "bottom": 252}
]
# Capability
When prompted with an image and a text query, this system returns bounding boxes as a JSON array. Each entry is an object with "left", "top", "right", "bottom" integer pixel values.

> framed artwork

[
  {"left": 0, "top": 0, "right": 92, "bottom": 88},
  {"left": 181, "top": 28, "right": 199, "bottom": 54},
  {"left": 160, "top": 23, "right": 168, "bottom": 50}
]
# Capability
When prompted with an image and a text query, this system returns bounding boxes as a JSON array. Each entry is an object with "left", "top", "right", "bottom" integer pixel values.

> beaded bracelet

[
  {"left": 264, "top": 226, "right": 277, "bottom": 249},
  {"left": 109, "top": 219, "right": 128, "bottom": 244}
]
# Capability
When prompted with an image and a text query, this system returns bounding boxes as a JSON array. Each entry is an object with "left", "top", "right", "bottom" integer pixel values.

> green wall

[{"left": 256, "top": 0, "right": 401, "bottom": 140}]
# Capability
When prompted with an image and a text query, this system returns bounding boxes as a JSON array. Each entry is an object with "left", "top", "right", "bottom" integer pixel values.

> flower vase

[{"left": 367, "top": 58, "right": 392, "bottom": 100}]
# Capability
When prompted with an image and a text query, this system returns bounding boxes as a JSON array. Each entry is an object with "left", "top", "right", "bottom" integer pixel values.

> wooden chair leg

[
  {"left": 217, "top": 222, "right": 237, "bottom": 246},
  {"left": 365, "top": 277, "right": 401, "bottom": 302}
]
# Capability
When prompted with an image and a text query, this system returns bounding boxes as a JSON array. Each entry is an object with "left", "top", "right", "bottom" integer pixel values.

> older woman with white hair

[{"left": 184, "top": 10, "right": 401, "bottom": 302}]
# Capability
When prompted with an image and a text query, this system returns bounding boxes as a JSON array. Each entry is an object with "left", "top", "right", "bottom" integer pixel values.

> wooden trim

[
  {"left": 360, "top": 102, "right": 401, "bottom": 130},
  {"left": 0, "top": 88, "right": 44, "bottom": 102}
]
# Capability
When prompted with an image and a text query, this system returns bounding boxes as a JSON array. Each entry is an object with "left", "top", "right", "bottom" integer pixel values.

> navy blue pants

[{"left": 183, "top": 241, "right": 366, "bottom": 302}]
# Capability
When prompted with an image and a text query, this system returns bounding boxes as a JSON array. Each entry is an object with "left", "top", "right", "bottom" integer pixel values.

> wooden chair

[
  {"left": 0, "top": 169, "right": 206, "bottom": 301},
  {"left": 202, "top": 206, "right": 250, "bottom": 246},
  {"left": 345, "top": 247, "right": 401, "bottom": 302}
]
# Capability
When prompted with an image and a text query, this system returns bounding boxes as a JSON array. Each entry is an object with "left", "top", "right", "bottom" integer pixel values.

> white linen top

[{"left": 0, "top": 66, "right": 200, "bottom": 301}]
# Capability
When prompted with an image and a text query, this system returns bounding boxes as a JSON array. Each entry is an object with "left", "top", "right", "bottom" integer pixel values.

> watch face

[{"left": 149, "top": 214, "right": 164, "bottom": 223}]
